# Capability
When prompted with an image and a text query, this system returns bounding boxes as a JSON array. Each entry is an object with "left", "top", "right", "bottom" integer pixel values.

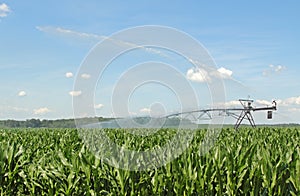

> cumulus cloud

[
  {"left": 256, "top": 100, "right": 272, "bottom": 106},
  {"left": 254, "top": 97, "right": 300, "bottom": 107},
  {"left": 263, "top": 64, "right": 286, "bottom": 76},
  {"left": 34, "top": 107, "right": 50, "bottom": 115},
  {"left": 69, "top": 91, "right": 82, "bottom": 97},
  {"left": 186, "top": 67, "right": 211, "bottom": 82},
  {"left": 186, "top": 66, "right": 233, "bottom": 82},
  {"left": 216, "top": 67, "right": 233, "bottom": 79},
  {"left": 94, "top": 104, "right": 104, "bottom": 109},
  {"left": 283, "top": 96, "right": 300, "bottom": 105},
  {"left": 224, "top": 100, "right": 241, "bottom": 107},
  {"left": 81, "top": 73, "right": 91, "bottom": 79},
  {"left": 216, "top": 99, "right": 275, "bottom": 108},
  {"left": 18, "top": 91, "right": 26, "bottom": 97},
  {"left": 0, "top": 3, "right": 10, "bottom": 18},
  {"left": 65, "top": 72, "right": 73, "bottom": 78},
  {"left": 140, "top": 108, "right": 151, "bottom": 113},
  {"left": 214, "top": 100, "right": 241, "bottom": 108},
  {"left": 272, "top": 64, "right": 285, "bottom": 72}
]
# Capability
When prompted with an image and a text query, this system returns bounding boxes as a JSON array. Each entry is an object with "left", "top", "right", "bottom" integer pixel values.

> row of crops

[{"left": 0, "top": 127, "right": 299, "bottom": 195}]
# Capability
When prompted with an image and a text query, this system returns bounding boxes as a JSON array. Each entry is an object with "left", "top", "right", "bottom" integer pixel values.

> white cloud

[
  {"left": 65, "top": 72, "right": 73, "bottom": 78},
  {"left": 186, "top": 66, "right": 233, "bottom": 82},
  {"left": 249, "top": 96, "right": 300, "bottom": 107},
  {"left": 216, "top": 99, "right": 276, "bottom": 108},
  {"left": 81, "top": 73, "right": 91, "bottom": 79},
  {"left": 140, "top": 108, "right": 151, "bottom": 113},
  {"left": 0, "top": 3, "right": 10, "bottom": 18},
  {"left": 263, "top": 96, "right": 300, "bottom": 107},
  {"left": 263, "top": 64, "right": 286, "bottom": 76},
  {"left": 18, "top": 91, "right": 26, "bottom": 97},
  {"left": 36, "top": 26, "right": 173, "bottom": 60},
  {"left": 34, "top": 107, "right": 50, "bottom": 115},
  {"left": 269, "top": 64, "right": 285, "bottom": 72},
  {"left": 217, "top": 67, "right": 233, "bottom": 79},
  {"left": 283, "top": 96, "right": 300, "bottom": 105},
  {"left": 214, "top": 100, "right": 241, "bottom": 108},
  {"left": 94, "top": 104, "right": 104, "bottom": 109},
  {"left": 36, "top": 26, "right": 104, "bottom": 40},
  {"left": 224, "top": 100, "right": 241, "bottom": 107},
  {"left": 256, "top": 100, "right": 272, "bottom": 106},
  {"left": 186, "top": 67, "right": 211, "bottom": 82},
  {"left": 69, "top": 91, "right": 82, "bottom": 97}
]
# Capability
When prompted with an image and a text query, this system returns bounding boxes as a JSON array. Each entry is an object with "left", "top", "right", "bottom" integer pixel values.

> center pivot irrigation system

[{"left": 165, "top": 99, "right": 277, "bottom": 130}]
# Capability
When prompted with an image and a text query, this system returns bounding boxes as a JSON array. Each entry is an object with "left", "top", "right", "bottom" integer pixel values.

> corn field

[{"left": 0, "top": 127, "right": 299, "bottom": 195}]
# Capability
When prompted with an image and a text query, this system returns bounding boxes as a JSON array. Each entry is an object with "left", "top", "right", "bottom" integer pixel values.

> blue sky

[{"left": 0, "top": 1, "right": 299, "bottom": 124}]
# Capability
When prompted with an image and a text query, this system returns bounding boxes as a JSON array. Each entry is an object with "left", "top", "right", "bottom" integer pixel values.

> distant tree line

[
  {"left": 0, "top": 117, "right": 112, "bottom": 128},
  {"left": 0, "top": 117, "right": 298, "bottom": 128}
]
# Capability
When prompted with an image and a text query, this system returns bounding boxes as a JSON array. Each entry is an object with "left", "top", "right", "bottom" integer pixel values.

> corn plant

[{"left": 0, "top": 127, "right": 299, "bottom": 195}]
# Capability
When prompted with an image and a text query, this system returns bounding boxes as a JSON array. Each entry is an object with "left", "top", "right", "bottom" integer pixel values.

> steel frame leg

[
  {"left": 234, "top": 111, "right": 256, "bottom": 130},
  {"left": 234, "top": 111, "right": 246, "bottom": 130},
  {"left": 245, "top": 112, "right": 256, "bottom": 128}
]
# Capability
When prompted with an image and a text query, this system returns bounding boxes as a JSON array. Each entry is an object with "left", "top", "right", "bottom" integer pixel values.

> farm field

[{"left": 0, "top": 127, "right": 299, "bottom": 195}]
